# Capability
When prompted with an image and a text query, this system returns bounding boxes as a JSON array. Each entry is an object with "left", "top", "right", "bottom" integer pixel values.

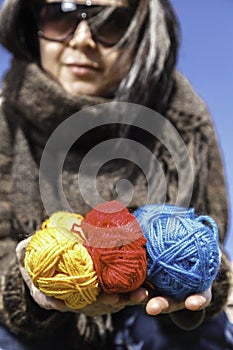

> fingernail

[
  {"left": 146, "top": 300, "right": 164, "bottom": 315},
  {"left": 187, "top": 296, "right": 206, "bottom": 310},
  {"left": 131, "top": 288, "right": 149, "bottom": 302}
]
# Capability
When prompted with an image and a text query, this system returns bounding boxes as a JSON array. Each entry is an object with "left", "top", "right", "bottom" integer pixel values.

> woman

[{"left": 0, "top": 0, "right": 232, "bottom": 349}]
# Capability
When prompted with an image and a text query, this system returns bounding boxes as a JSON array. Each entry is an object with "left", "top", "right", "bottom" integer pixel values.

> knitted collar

[
  {"left": 1, "top": 59, "right": 110, "bottom": 145},
  {"left": 1, "top": 58, "right": 208, "bottom": 147}
]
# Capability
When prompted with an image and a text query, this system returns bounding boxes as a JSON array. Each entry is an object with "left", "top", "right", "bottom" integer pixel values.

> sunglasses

[{"left": 37, "top": 1, "right": 136, "bottom": 47}]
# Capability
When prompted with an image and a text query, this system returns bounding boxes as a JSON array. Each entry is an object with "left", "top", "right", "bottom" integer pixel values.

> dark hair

[
  {"left": 0, "top": 0, "right": 179, "bottom": 109},
  {"left": 114, "top": 0, "right": 180, "bottom": 111}
]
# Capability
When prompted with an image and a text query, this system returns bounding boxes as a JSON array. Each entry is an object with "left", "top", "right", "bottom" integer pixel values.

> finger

[
  {"left": 145, "top": 296, "right": 170, "bottom": 315},
  {"left": 31, "top": 286, "right": 68, "bottom": 311},
  {"left": 114, "top": 294, "right": 132, "bottom": 308},
  {"left": 46, "top": 298, "right": 70, "bottom": 312},
  {"left": 130, "top": 287, "right": 149, "bottom": 303},
  {"left": 185, "top": 289, "right": 212, "bottom": 311},
  {"left": 16, "top": 237, "right": 32, "bottom": 263},
  {"left": 146, "top": 296, "right": 185, "bottom": 315},
  {"left": 98, "top": 293, "right": 120, "bottom": 305}
]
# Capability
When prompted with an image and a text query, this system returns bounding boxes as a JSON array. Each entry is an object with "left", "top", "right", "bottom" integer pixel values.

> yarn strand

[
  {"left": 134, "top": 204, "right": 221, "bottom": 299},
  {"left": 25, "top": 220, "right": 100, "bottom": 309},
  {"left": 24, "top": 203, "right": 221, "bottom": 306}
]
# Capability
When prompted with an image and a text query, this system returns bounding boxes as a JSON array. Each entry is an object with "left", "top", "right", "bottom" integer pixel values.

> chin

[{"left": 62, "top": 82, "right": 101, "bottom": 97}]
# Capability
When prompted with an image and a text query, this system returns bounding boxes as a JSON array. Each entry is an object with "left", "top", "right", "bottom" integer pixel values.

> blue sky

[
  {"left": 0, "top": 0, "right": 232, "bottom": 257},
  {"left": 171, "top": 0, "right": 233, "bottom": 258}
]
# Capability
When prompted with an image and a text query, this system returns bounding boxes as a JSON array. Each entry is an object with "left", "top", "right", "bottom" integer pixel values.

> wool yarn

[
  {"left": 81, "top": 201, "right": 147, "bottom": 294},
  {"left": 134, "top": 204, "right": 221, "bottom": 299},
  {"left": 82, "top": 200, "right": 144, "bottom": 248},
  {"left": 42, "top": 211, "right": 86, "bottom": 242},
  {"left": 24, "top": 202, "right": 221, "bottom": 306},
  {"left": 24, "top": 213, "right": 99, "bottom": 309}
]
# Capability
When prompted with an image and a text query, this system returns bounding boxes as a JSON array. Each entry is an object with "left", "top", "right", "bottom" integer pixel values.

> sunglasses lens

[
  {"left": 38, "top": 2, "right": 135, "bottom": 45},
  {"left": 94, "top": 8, "right": 134, "bottom": 46},
  {"left": 38, "top": 2, "right": 78, "bottom": 41}
]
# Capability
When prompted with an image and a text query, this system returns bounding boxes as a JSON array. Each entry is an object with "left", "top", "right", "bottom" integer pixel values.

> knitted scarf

[
  {"left": 0, "top": 59, "right": 186, "bottom": 235},
  {"left": 0, "top": 59, "right": 231, "bottom": 343}
]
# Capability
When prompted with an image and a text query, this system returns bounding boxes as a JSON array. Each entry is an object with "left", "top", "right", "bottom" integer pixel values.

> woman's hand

[
  {"left": 15, "top": 237, "right": 147, "bottom": 315},
  {"left": 16, "top": 237, "right": 211, "bottom": 320},
  {"left": 75, "top": 286, "right": 211, "bottom": 318},
  {"left": 130, "top": 286, "right": 211, "bottom": 330},
  {"left": 16, "top": 237, "right": 69, "bottom": 311},
  {"left": 140, "top": 288, "right": 212, "bottom": 315}
]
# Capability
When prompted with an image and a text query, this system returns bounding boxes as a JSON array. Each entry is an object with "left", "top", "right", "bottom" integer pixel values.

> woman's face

[{"left": 39, "top": 0, "right": 134, "bottom": 97}]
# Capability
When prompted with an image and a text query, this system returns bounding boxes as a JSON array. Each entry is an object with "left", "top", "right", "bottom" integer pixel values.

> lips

[{"left": 64, "top": 61, "right": 101, "bottom": 76}]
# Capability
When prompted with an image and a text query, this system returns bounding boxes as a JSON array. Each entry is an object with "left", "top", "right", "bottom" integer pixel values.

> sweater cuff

[
  {"left": 205, "top": 251, "right": 232, "bottom": 320},
  {"left": 2, "top": 261, "right": 71, "bottom": 338}
]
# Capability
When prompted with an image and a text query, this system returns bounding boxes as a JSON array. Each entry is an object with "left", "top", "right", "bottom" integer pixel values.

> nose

[{"left": 68, "top": 20, "right": 96, "bottom": 49}]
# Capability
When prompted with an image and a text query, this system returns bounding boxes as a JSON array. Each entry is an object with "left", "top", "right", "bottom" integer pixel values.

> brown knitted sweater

[{"left": 0, "top": 60, "right": 232, "bottom": 344}]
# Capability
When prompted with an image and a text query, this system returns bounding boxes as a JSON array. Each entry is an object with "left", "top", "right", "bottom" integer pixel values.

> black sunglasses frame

[{"left": 37, "top": 1, "right": 135, "bottom": 47}]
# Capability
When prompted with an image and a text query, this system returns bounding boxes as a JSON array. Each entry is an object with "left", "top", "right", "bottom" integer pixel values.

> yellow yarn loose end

[
  {"left": 25, "top": 225, "right": 99, "bottom": 309},
  {"left": 42, "top": 211, "right": 86, "bottom": 243}
]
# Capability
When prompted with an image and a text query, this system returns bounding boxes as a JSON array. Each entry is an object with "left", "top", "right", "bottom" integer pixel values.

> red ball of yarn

[{"left": 81, "top": 201, "right": 147, "bottom": 294}]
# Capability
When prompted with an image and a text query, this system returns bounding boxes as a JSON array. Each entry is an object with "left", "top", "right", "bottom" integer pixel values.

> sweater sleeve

[
  {"left": 165, "top": 73, "right": 232, "bottom": 325},
  {"left": 192, "top": 116, "right": 229, "bottom": 243},
  {"left": 0, "top": 101, "right": 72, "bottom": 338},
  {"left": 0, "top": 95, "right": 14, "bottom": 240},
  {"left": 184, "top": 105, "right": 232, "bottom": 318},
  {"left": 199, "top": 120, "right": 232, "bottom": 319}
]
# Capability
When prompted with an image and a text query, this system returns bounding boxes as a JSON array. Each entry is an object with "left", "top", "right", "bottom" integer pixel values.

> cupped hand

[
  {"left": 143, "top": 288, "right": 211, "bottom": 315},
  {"left": 16, "top": 237, "right": 211, "bottom": 319},
  {"left": 16, "top": 238, "right": 148, "bottom": 315},
  {"left": 130, "top": 284, "right": 211, "bottom": 315},
  {"left": 79, "top": 287, "right": 211, "bottom": 318},
  {"left": 16, "top": 237, "right": 69, "bottom": 310},
  {"left": 131, "top": 286, "right": 211, "bottom": 330}
]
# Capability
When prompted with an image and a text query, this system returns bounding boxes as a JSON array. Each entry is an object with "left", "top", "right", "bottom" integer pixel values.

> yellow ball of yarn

[
  {"left": 42, "top": 211, "right": 85, "bottom": 242},
  {"left": 24, "top": 225, "right": 99, "bottom": 309}
]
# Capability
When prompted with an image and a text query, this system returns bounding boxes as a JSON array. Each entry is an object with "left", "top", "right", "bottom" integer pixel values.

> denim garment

[
  {"left": 0, "top": 309, "right": 233, "bottom": 350},
  {"left": 112, "top": 307, "right": 233, "bottom": 350}
]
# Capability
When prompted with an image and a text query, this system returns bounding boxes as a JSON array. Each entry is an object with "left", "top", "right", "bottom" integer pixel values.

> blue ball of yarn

[{"left": 134, "top": 204, "right": 221, "bottom": 300}]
